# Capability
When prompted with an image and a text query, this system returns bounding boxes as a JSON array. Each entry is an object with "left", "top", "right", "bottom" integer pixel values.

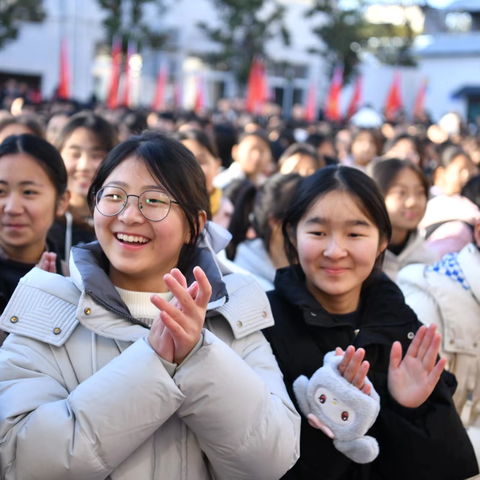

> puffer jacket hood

[{"left": 69, "top": 221, "right": 231, "bottom": 329}]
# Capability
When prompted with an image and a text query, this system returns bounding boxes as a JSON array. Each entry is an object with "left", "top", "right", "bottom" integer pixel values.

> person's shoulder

[
  {"left": 0, "top": 268, "right": 80, "bottom": 347},
  {"left": 211, "top": 272, "right": 274, "bottom": 340}
]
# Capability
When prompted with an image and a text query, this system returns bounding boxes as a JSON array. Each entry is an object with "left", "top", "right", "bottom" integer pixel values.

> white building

[{"left": 0, "top": 0, "right": 328, "bottom": 112}]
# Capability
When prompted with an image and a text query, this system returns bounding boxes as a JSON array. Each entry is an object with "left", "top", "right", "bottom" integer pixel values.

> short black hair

[
  {"left": 283, "top": 165, "right": 391, "bottom": 274},
  {"left": 278, "top": 143, "right": 322, "bottom": 171},
  {"left": 0, "top": 114, "right": 45, "bottom": 138},
  {"left": 54, "top": 111, "right": 118, "bottom": 153},
  {"left": 175, "top": 129, "right": 219, "bottom": 158},
  {"left": 0, "top": 134, "right": 67, "bottom": 196},
  {"left": 371, "top": 158, "right": 429, "bottom": 199},
  {"left": 88, "top": 131, "right": 210, "bottom": 273},
  {"left": 461, "top": 174, "right": 480, "bottom": 209},
  {"left": 253, "top": 173, "right": 301, "bottom": 253}
]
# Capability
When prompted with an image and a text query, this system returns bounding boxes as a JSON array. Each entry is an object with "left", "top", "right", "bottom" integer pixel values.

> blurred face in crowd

[
  {"left": 46, "top": 113, "right": 69, "bottom": 145},
  {"left": 0, "top": 124, "right": 36, "bottom": 145},
  {"left": 0, "top": 153, "right": 69, "bottom": 262},
  {"left": 280, "top": 153, "right": 319, "bottom": 177},
  {"left": 181, "top": 139, "right": 220, "bottom": 195},
  {"left": 435, "top": 153, "right": 478, "bottom": 196},
  {"left": 351, "top": 131, "right": 377, "bottom": 167},
  {"left": 387, "top": 138, "right": 419, "bottom": 164},
  {"left": 317, "top": 139, "right": 336, "bottom": 160},
  {"left": 60, "top": 127, "right": 107, "bottom": 208},
  {"left": 232, "top": 134, "right": 272, "bottom": 181},
  {"left": 384, "top": 168, "right": 427, "bottom": 244}
]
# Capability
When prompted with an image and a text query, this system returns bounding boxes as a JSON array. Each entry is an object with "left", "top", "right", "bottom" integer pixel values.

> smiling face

[
  {"left": 181, "top": 139, "right": 220, "bottom": 195},
  {"left": 94, "top": 156, "right": 192, "bottom": 292},
  {"left": 61, "top": 127, "right": 107, "bottom": 208},
  {"left": 232, "top": 135, "right": 272, "bottom": 180},
  {"left": 0, "top": 153, "right": 68, "bottom": 262},
  {"left": 384, "top": 168, "right": 427, "bottom": 242},
  {"left": 293, "top": 191, "right": 387, "bottom": 314}
]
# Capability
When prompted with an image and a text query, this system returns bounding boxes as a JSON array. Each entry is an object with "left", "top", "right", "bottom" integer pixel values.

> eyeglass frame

[{"left": 94, "top": 185, "right": 180, "bottom": 222}]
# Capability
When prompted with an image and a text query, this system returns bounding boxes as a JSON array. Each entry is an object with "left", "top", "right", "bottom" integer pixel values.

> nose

[
  {"left": 3, "top": 193, "right": 24, "bottom": 215},
  {"left": 404, "top": 193, "right": 417, "bottom": 208},
  {"left": 117, "top": 196, "right": 145, "bottom": 225},
  {"left": 323, "top": 236, "right": 347, "bottom": 259},
  {"left": 76, "top": 153, "right": 96, "bottom": 173}
]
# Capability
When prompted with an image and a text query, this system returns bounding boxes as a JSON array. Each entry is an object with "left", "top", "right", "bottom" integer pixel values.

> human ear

[
  {"left": 474, "top": 221, "right": 480, "bottom": 248},
  {"left": 231, "top": 144, "right": 239, "bottom": 163},
  {"left": 376, "top": 236, "right": 388, "bottom": 258},
  {"left": 432, "top": 166, "right": 445, "bottom": 187},
  {"left": 287, "top": 223, "right": 297, "bottom": 248},
  {"left": 185, "top": 210, "right": 207, "bottom": 244},
  {"left": 55, "top": 190, "right": 71, "bottom": 217}
]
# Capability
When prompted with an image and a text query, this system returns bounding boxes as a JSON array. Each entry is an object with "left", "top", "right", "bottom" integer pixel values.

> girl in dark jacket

[{"left": 264, "top": 165, "right": 478, "bottom": 480}]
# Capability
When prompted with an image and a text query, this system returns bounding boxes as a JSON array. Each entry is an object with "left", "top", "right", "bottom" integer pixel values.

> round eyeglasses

[{"left": 95, "top": 186, "right": 179, "bottom": 222}]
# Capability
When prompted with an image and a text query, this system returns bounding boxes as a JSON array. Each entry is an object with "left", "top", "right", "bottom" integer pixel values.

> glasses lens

[
  {"left": 139, "top": 191, "right": 171, "bottom": 221},
  {"left": 96, "top": 186, "right": 126, "bottom": 216}
]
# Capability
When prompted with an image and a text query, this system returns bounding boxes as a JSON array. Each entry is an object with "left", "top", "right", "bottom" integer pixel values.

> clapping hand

[
  {"left": 36, "top": 252, "right": 57, "bottom": 273},
  {"left": 388, "top": 324, "right": 446, "bottom": 408},
  {"left": 148, "top": 267, "right": 212, "bottom": 365},
  {"left": 336, "top": 346, "right": 372, "bottom": 395}
]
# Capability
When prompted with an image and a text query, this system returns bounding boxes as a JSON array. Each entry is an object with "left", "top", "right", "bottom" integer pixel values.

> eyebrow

[
  {"left": 0, "top": 180, "right": 44, "bottom": 187},
  {"left": 67, "top": 144, "right": 106, "bottom": 152},
  {"left": 305, "top": 216, "right": 371, "bottom": 227},
  {"left": 106, "top": 180, "right": 164, "bottom": 190}
]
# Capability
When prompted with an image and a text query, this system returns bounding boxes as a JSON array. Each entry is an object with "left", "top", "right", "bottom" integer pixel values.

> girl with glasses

[{"left": 0, "top": 132, "right": 300, "bottom": 480}]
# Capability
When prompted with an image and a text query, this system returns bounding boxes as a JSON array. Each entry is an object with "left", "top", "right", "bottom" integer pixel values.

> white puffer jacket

[
  {"left": 397, "top": 243, "right": 480, "bottom": 425},
  {"left": 0, "top": 228, "right": 300, "bottom": 480},
  {"left": 382, "top": 228, "right": 438, "bottom": 282}
]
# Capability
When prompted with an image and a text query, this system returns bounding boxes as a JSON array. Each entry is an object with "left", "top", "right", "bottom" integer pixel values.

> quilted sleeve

[{"left": 0, "top": 335, "right": 185, "bottom": 480}]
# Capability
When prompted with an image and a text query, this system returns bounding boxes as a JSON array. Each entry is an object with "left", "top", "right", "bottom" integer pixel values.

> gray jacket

[{"left": 0, "top": 228, "right": 300, "bottom": 480}]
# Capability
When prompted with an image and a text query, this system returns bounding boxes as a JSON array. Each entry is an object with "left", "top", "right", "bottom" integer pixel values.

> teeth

[{"left": 116, "top": 233, "right": 149, "bottom": 244}]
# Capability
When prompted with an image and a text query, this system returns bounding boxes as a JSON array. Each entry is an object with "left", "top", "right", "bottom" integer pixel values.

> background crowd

[{"left": 0, "top": 86, "right": 479, "bottom": 479}]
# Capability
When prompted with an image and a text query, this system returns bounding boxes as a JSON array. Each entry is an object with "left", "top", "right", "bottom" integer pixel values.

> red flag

[
  {"left": 107, "top": 37, "right": 122, "bottom": 109},
  {"left": 413, "top": 78, "right": 428, "bottom": 119},
  {"left": 324, "top": 66, "right": 343, "bottom": 122},
  {"left": 246, "top": 57, "right": 267, "bottom": 114},
  {"left": 194, "top": 74, "right": 205, "bottom": 113},
  {"left": 151, "top": 62, "right": 168, "bottom": 111},
  {"left": 347, "top": 76, "right": 362, "bottom": 119},
  {"left": 385, "top": 71, "right": 403, "bottom": 122},
  {"left": 305, "top": 80, "right": 317, "bottom": 123},
  {"left": 121, "top": 41, "right": 135, "bottom": 107},
  {"left": 57, "top": 38, "right": 70, "bottom": 99}
]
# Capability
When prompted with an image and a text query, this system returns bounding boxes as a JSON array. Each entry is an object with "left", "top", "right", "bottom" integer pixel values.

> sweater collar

[{"left": 69, "top": 221, "right": 231, "bottom": 327}]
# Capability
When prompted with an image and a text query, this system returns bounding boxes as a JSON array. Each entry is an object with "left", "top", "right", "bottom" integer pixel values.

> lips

[
  {"left": 321, "top": 267, "right": 349, "bottom": 275},
  {"left": 114, "top": 232, "right": 151, "bottom": 244}
]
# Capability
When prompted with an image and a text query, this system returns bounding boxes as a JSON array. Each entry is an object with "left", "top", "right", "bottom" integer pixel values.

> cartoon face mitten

[{"left": 293, "top": 351, "right": 380, "bottom": 464}]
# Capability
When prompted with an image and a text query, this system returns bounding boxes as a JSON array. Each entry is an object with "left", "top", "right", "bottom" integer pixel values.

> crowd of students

[{"left": 0, "top": 98, "right": 479, "bottom": 479}]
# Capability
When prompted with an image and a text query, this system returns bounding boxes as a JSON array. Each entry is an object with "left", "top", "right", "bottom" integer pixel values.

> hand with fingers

[
  {"left": 148, "top": 266, "right": 212, "bottom": 365},
  {"left": 336, "top": 346, "right": 372, "bottom": 396},
  {"left": 388, "top": 324, "right": 447, "bottom": 408},
  {"left": 36, "top": 252, "right": 57, "bottom": 274}
]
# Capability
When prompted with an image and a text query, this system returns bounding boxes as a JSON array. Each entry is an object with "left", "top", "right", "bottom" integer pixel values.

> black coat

[{"left": 264, "top": 266, "right": 478, "bottom": 480}]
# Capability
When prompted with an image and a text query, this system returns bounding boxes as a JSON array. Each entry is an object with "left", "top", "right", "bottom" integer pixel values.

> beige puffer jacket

[
  {"left": 0, "top": 238, "right": 300, "bottom": 480},
  {"left": 398, "top": 243, "right": 480, "bottom": 424}
]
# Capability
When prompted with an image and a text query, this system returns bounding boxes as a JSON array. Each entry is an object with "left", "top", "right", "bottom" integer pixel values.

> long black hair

[
  {"left": 283, "top": 165, "right": 391, "bottom": 274},
  {"left": 88, "top": 131, "right": 210, "bottom": 273},
  {"left": 0, "top": 134, "right": 67, "bottom": 196}
]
